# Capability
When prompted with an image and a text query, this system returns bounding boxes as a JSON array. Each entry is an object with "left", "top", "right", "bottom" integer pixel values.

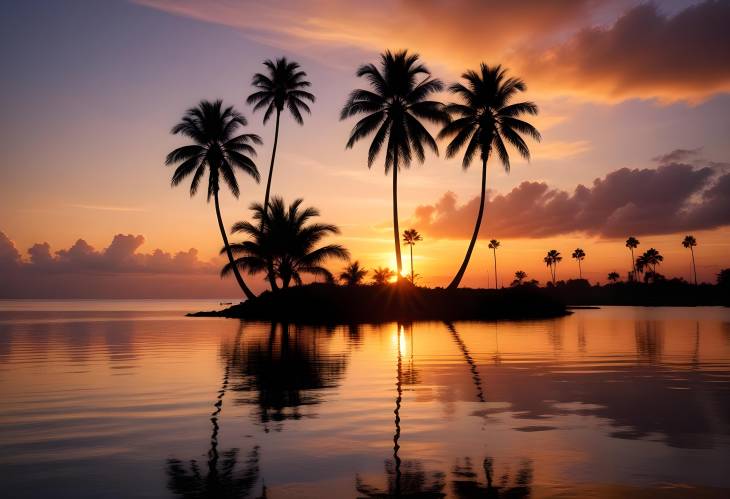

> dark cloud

[
  {"left": 524, "top": 1, "right": 730, "bottom": 101},
  {"left": 652, "top": 148, "right": 703, "bottom": 164},
  {"left": 410, "top": 157, "right": 730, "bottom": 239},
  {"left": 0, "top": 233, "right": 246, "bottom": 298}
]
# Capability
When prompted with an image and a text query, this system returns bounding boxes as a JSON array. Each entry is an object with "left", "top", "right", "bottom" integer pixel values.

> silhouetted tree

[
  {"left": 635, "top": 253, "right": 647, "bottom": 281},
  {"left": 511, "top": 270, "right": 527, "bottom": 286},
  {"left": 571, "top": 248, "right": 586, "bottom": 280},
  {"left": 643, "top": 248, "right": 664, "bottom": 275},
  {"left": 717, "top": 268, "right": 730, "bottom": 289},
  {"left": 340, "top": 261, "right": 369, "bottom": 286},
  {"left": 608, "top": 271, "right": 620, "bottom": 283},
  {"left": 682, "top": 235, "right": 698, "bottom": 285},
  {"left": 372, "top": 267, "right": 396, "bottom": 285},
  {"left": 341, "top": 50, "right": 448, "bottom": 281},
  {"left": 248, "top": 57, "right": 314, "bottom": 218},
  {"left": 544, "top": 250, "right": 562, "bottom": 285},
  {"left": 451, "top": 457, "right": 533, "bottom": 498},
  {"left": 626, "top": 236, "right": 640, "bottom": 280},
  {"left": 166, "top": 100, "right": 261, "bottom": 300},
  {"left": 439, "top": 64, "right": 540, "bottom": 289},
  {"left": 402, "top": 229, "right": 423, "bottom": 283},
  {"left": 487, "top": 239, "right": 500, "bottom": 288},
  {"left": 224, "top": 197, "right": 348, "bottom": 289}
]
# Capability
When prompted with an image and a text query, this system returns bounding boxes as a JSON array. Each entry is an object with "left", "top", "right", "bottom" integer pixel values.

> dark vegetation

[{"left": 190, "top": 282, "right": 568, "bottom": 323}]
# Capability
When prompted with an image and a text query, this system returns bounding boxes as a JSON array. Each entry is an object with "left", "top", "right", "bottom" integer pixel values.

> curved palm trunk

[
  {"left": 448, "top": 158, "right": 487, "bottom": 289},
  {"left": 409, "top": 245, "right": 414, "bottom": 283},
  {"left": 629, "top": 248, "right": 636, "bottom": 280},
  {"left": 578, "top": 260, "right": 582, "bottom": 279},
  {"left": 492, "top": 249, "right": 498, "bottom": 289},
  {"left": 393, "top": 158, "right": 403, "bottom": 280},
  {"left": 262, "top": 110, "right": 282, "bottom": 293},
  {"left": 690, "top": 247, "right": 697, "bottom": 285},
  {"left": 214, "top": 190, "right": 256, "bottom": 300}
]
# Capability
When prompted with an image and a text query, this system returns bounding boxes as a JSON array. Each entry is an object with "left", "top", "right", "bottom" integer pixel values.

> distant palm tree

[
  {"left": 571, "top": 248, "right": 586, "bottom": 279},
  {"left": 487, "top": 239, "right": 500, "bottom": 289},
  {"left": 247, "top": 58, "right": 314, "bottom": 216},
  {"left": 635, "top": 254, "right": 647, "bottom": 281},
  {"left": 626, "top": 237, "right": 640, "bottom": 280},
  {"left": 643, "top": 248, "right": 664, "bottom": 275},
  {"left": 511, "top": 270, "right": 527, "bottom": 287},
  {"left": 682, "top": 235, "right": 698, "bottom": 285},
  {"left": 544, "top": 250, "right": 562, "bottom": 285},
  {"left": 224, "top": 197, "right": 349, "bottom": 289},
  {"left": 372, "top": 267, "right": 396, "bottom": 285},
  {"left": 607, "top": 271, "right": 620, "bottom": 283},
  {"left": 439, "top": 64, "right": 540, "bottom": 289},
  {"left": 402, "top": 229, "right": 423, "bottom": 284},
  {"left": 341, "top": 50, "right": 448, "bottom": 281},
  {"left": 339, "top": 261, "right": 368, "bottom": 286},
  {"left": 166, "top": 100, "right": 261, "bottom": 300}
]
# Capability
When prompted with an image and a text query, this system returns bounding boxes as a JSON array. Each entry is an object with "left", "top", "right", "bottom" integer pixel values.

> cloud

[
  {"left": 409, "top": 154, "right": 730, "bottom": 239},
  {"left": 138, "top": 0, "right": 730, "bottom": 102},
  {"left": 0, "top": 233, "right": 243, "bottom": 298}
]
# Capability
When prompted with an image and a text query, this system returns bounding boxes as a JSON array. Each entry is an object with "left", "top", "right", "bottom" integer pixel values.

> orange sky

[{"left": 1, "top": 0, "right": 729, "bottom": 297}]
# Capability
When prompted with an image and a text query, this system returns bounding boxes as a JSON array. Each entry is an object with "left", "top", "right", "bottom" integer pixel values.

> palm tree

[
  {"left": 166, "top": 100, "right": 261, "bottom": 300},
  {"left": 439, "top": 64, "right": 540, "bottom": 289},
  {"left": 511, "top": 270, "right": 527, "bottom": 286},
  {"left": 544, "top": 250, "right": 562, "bottom": 285},
  {"left": 572, "top": 248, "right": 586, "bottom": 279},
  {"left": 341, "top": 50, "right": 448, "bottom": 281},
  {"left": 682, "top": 235, "right": 698, "bottom": 285},
  {"left": 643, "top": 248, "right": 664, "bottom": 275},
  {"left": 487, "top": 239, "right": 500, "bottom": 288},
  {"left": 635, "top": 254, "right": 647, "bottom": 281},
  {"left": 339, "top": 261, "right": 368, "bottom": 286},
  {"left": 402, "top": 229, "right": 423, "bottom": 283},
  {"left": 224, "top": 197, "right": 349, "bottom": 289},
  {"left": 247, "top": 57, "right": 315, "bottom": 217},
  {"left": 626, "top": 237, "right": 640, "bottom": 281},
  {"left": 607, "top": 271, "right": 620, "bottom": 283},
  {"left": 372, "top": 267, "right": 396, "bottom": 285}
]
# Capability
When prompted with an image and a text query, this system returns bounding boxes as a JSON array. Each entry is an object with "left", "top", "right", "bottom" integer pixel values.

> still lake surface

[{"left": 0, "top": 301, "right": 728, "bottom": 498}]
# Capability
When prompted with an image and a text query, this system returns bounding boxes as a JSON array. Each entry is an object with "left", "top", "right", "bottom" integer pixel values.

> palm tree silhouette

[
  {"left": 643, "top": 248, "right": 664, "bottom": 276},
  {"left": 607, "top": 271, "right": 620, "bottom": 283},
  {"left": 372, "top": 267, "right": 396, "bottom": 285},
  {"left": 487, "top": 239, "right": 500, "bottom": 289},
  {"left": 341, "top": 50, "right": 448, "bottom": 281},
  {"left": 544, "top": 250, "right": 561, "bottom": 285},
  {"left": 682, "top": 235, "right": 698, "bottom": 285},
  {"left": 224, "top": 197, "right": 349, "bottom": 289},
  {"left": 166, "top": 100, "right": 261, "bottom": 300},
  {"left": 635, "top": 254, "right": 648, "bottom": 282},
  {"left": 247, "top": 57, "right": 315, "bottom": 218},
  {"left": 511, "top": 270, "right": 527, "bottom": 286},
  {"left": 340, "top": 261, "right": 369, "bottom": 286},
  {"left": 439, "top": 64, "right": 540, "bottom": 289},
  {"left": 625, "top": 237, "right": 640, "bottom": 281},
  {"left": 402, "top": 229, "right": 423, "bottom": 284},
  {"left": 571, "top": 248, "right": 586, "bottom": 280}
]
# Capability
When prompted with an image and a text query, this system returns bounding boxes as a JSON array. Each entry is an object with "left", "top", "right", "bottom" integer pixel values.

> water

[{"left": 0, "top": 301, "right": 728, "bottom": 498}]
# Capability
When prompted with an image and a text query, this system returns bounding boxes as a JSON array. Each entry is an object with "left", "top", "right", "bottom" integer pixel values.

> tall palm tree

[
  {"left": 487, "top": 239, "right": 500, "bottom": 289},
  {"left": 166, "top": 100, "right": 261, "bottom": 300},
  {"left": 224, "top": 197, "right": 349, "bottom": 289},
  {"left": 339, "top": 261, "right": 368, "bottom": 286},
  {"left": 247, "top": 57, "right": 315, "bottom": 217},
  {"left": 439, "top": 64, "right": 540, "bottom": 289},
  {"left": 643, "top": 248, "right": 664, "bottom": 275},
  {"left": 341, "top": 50, "right": 448, "bottom": 281},
  {"left": 544, "top": 249, "right": 562, "bottom": 285},
  {"left": 402, "top": 229, "right": 423, "bottom": 283},
  {"left": 372, "top": 267, "right": 396, "bottom": 285},
  {"left": 626, "top": 237, "right": 640, "bottom": 281},
  {"left": 572, "top": 248, "right": 586, "bottom": 279},
  {"left": 682, "top": 235, "right": 698, "bottom": 285},
  {"left": 635, "top": 254, "right": 647, "bottom": 281}
]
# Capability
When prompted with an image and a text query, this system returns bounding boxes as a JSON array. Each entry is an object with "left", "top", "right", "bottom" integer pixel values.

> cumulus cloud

[
  {"left": 0, "top": 233, "right": 242, "bottom": 298},
  {"left": 409, "top": 154, "right": 730, "bottom": 239},
  {"left": 138, "top": 0, "right": 730, "bottom": 102}
]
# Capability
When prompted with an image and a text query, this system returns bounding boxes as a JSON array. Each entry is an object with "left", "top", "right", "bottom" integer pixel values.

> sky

[{"left": 1, "top": 0, "right": 729, "bottom": 297}]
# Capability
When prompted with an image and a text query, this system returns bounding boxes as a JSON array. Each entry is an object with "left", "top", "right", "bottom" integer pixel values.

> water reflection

[{"left": 451, "top": 457, "right": 532, "bottom": 498}]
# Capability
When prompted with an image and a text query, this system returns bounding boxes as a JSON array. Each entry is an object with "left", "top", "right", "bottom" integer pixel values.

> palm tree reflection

[
  {"left": 445, "top": 322, "right": 485, "bottom": 402},
  {"left": 451, "top": 457, "right": 533, "bottom": 498}
]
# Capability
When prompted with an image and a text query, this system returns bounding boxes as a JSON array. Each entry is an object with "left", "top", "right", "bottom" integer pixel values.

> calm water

[{"left": 0, "top": 301, "right": 729, "bottom": 498}]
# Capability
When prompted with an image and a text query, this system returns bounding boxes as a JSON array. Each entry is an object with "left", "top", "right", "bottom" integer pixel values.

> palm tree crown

[
  {"left": 247, "top": 57, "right": 315, "bottom": 125},
  {"left": 625, "top": 236, "right": 640, "bottom": 281},
  {"left": 372, "top": 267, "right": 396, "bottom": 285},
  {"left": 572, "top": 247, "right": 586, "bottom": 279},
  {"left": 682, "top": 235, "right": 697, "bottom": 248},
  {"left": 340, "top": 261, "right": 368, "bottom": 286},
  {"left": 224, "top": 197, "right": 349, "bottom": 289},
  {"left": 440, "top": 64, "right": 540, "bottom": 289},
  {"left": 341, "top": 50, "right": 448, "bottom": 280},
  {"left": 403, "top": 229, "right": 422, "bottom": 246},
  {"left": 544, "top": 249, "right": 562, "bottom": 285}
]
